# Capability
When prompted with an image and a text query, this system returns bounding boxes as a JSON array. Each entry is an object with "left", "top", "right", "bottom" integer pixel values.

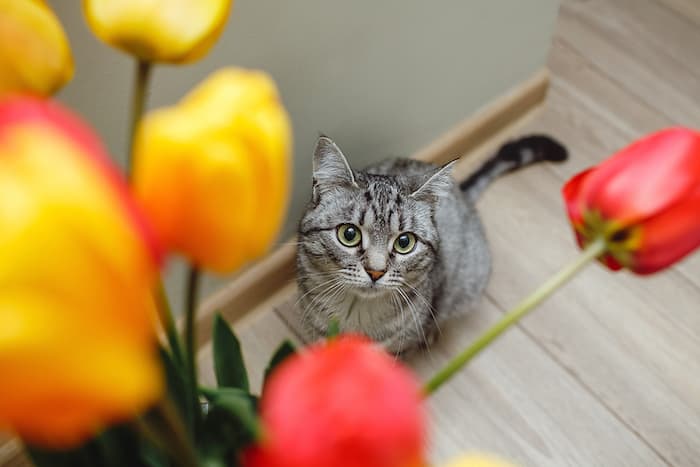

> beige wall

[{"left": 51, "top": 0, "right": 560, "bottom": 304}]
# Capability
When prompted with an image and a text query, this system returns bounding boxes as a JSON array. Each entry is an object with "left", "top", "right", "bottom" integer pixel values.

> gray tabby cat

[{"left": 297, "top": 135, "right": 567, "bottom": 354}]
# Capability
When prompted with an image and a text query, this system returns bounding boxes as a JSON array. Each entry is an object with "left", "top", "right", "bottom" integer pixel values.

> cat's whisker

[
  {"left": 307, "top": 280, "right": 346, "bottom": 317},
  {"left": 303, "top": 281, "right": 341, "bottom": 314},
  {"left": 298, "top": 278, "right": 345, "bottom": 331},
  {"left": 400, "top": 280, "right": 441, "bottom": 337},
  {"left": 322, "top": 282, "right": 348, "bottom": 315},
  {"left": 396, "top": 287, "right": 429, "bottom": 354},
  {"left": 295, "top": 276, "right": 342, "bottom": 307},
  {"left": 389, "top": 291, "right": 407, "bottom": 359},
  {"left": 297, "top": 271, "right": 335, "bottom": 282},
  {"left": 291, "top": 268, "right": 344, "bottom": 291}
]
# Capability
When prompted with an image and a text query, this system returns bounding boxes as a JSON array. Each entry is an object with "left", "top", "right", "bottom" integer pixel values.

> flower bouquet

[{"left": 1, "top": 2, "right": 699, "bottom": 467}]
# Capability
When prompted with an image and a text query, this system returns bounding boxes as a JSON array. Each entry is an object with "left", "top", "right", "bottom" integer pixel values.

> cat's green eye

[
  {"left": 394, "top": 232, "right": 417, "bottom": 254},
  {"left": 337, "top": 224, "right": 362, "bottom": 247}
]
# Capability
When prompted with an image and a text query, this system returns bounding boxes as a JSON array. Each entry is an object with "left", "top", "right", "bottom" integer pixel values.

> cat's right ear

[{"left": 312, "top": 136, "right": 357, "bottom": 189}]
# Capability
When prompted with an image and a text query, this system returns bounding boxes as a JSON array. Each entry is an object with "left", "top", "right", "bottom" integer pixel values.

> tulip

[
  {"left": 442, "top": 454, "right": 516, "bottom": 467},
  {"left": 563, "top": 127, "right": 700, "bottom": 274},
  {"left": 82, "top": 0, "right": 233, "bottom": 64},
  {"left": 0, "top": 0, "right": 74, "bottom": 96},
  {"left": 244, "top": 335, "right": 426, "bottom": 467},
  {"left": 132, "top": 67, "right": 292, "bottom": 273},
  {"left": 0, "top": 97, "right": 162, "bottom": 447}
]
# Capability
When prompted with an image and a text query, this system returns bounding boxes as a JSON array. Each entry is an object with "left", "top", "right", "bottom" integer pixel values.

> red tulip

[
  {"left": 563, "top": 127, "right": 700, "bottom": 274},
  {"left": 244, "top": 336, "right": 426, "bottom": 467}
]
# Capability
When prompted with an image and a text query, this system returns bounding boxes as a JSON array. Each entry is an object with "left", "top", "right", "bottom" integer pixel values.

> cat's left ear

[
  {"left": 411, "top": 160, "right": 457, "bottom": 201},
  {"left": 312, "top": 136, "right": 357, "bottom": 187}
]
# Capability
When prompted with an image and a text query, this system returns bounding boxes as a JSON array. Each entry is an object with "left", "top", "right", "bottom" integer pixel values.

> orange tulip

[
  {"left": 563, "top": 127, "right": 700, "bottom": 274},
  {"left": 82, "top": 0, "right": 233, "bottom": 63},
  {"left": 0, "top": 97, "right": 162, "bottom": 447},
  {"left": 133, "top": 68, "right": 292, "bottom": 273},
  {"left": 0, "top": 0, "right": 74, "bottom": 96}
]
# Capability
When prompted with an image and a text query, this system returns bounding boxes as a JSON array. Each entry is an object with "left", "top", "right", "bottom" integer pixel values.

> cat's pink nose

[{"left": 365, "top": 269, "right": 386, "bottom": 281}]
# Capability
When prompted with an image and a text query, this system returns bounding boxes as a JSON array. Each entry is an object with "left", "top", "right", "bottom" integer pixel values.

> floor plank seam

[
  {"left": 568, "top": 0, "right": 700, "bottom": 82},
  {"left": 548, "top": 39, "right": 678, "bottom": 128},
  {"left": 482, "top": 291, "right": 673, "bottom": 466},
  {"left": 551, "top": 19, "right": 687, "bottom": 120},
  {"left": 272, "top": 301, "right": 309, "bottom": 345},
  {"left": 516, "top": 320, "right": 674, "bottom": 467},
  {"left": 551, "top": 38, "right": 685, "bottom": 127},
  {"left": 651, "top": 0, "right": 700, "bottom": 30}
]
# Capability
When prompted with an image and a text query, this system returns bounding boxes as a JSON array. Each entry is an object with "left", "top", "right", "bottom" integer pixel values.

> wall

[{"left": 50, "top": 0, "right": 561, "bottom": 305}]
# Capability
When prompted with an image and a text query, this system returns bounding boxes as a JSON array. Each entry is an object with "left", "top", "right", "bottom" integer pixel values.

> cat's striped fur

[{"left": 296, "top": 135, "right": 567, "bottom": 354}]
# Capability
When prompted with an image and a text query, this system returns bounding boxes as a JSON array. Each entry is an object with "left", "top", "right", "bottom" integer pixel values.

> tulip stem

[
  {"left": 156, "top": 282, "right": 185, "bottom": 368},
  {"left": 127, "top": 59, "right": 152, "bottom": 178},
  {"left": 139, "top": 398, "right": 200, "bottom": 467},
  {"left": 184, "top": 266, "right": 202, "bottom": 433},
  {"left": 423, "top": 237, "right": 607, "bottom": 396}
]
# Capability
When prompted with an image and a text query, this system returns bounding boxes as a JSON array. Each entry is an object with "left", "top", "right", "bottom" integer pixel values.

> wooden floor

[
  {"left": 3, "top": 1, "right": 700, "bottom": 466},
  {"left": 203, "top": 1, "right": 700, "bottom": 466}
]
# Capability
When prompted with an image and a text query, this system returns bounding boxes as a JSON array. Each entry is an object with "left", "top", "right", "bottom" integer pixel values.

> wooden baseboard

[{"left": 195, "top": 68, "right": 551, "bottom": 349}]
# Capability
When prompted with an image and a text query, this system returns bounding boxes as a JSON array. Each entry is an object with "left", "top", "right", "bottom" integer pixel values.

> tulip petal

[
  {"left": 579, "top": 128, "right": 700, "bottom": 226},
  {"left": 0, "top": 97, "right": 161, "bottom": 265},
  {"left": 562, "top": 167, "right": 594, "bottom": 230},
  {"left": 630, "top": 184, "right": 700, "bottom": 274},
  {"left": 0, "top": 97, "right": 162, "bottom": 447},
  {"left": 133, "top": 68, "right": 291, "bottom": 273},
  {"left": 0, "top": 295, "right": 161, "bottom": 447},
  {"left": 83, "top": 0, "right": 233, "bottom": 63},
  {"left": 0, "top": 0, "right": 74, "bottom": 96}
]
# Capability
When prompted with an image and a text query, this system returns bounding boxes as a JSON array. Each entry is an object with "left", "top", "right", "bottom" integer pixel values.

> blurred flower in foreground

[
  {"left": 82, "top": 0, "right": 233, "bottom": 63},
  {"left": 0, "top": 97, "right": 162, "bottom": 447},
  {"left": 244, "top": 336, "right": 425, "bottom": 467},
  {"left": 0, "top": 0, "right": 74, "bottom": 96},
  {"left": 442, "top": 454, "right": 517, "bottom": 467},
  {"left": 133, "top": 67, "right": 292, "bottom": 273},
  {"left": 563, "top": 127, "right": 700, "bottom": 274}
]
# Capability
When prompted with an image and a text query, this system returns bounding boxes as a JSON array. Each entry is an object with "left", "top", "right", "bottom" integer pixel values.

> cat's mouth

[{"left": 350, "top": 283, "right": 391, "bottom": 298}]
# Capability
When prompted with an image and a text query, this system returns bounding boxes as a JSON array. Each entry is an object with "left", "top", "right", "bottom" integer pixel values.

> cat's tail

[{"left": 459, "top": 134, "right": 568, "bottom": 202}]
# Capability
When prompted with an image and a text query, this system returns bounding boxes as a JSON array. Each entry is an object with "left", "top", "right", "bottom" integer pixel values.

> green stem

[
  {"left": 423, "top": 237, "right": 607, "bottom": 396},
  {"left": 184, "top": 266, "right": 202, "bottom": 432},
  {"left": 135, "top": 398, "right": 200, "bottom": 467},
  {"left": 127, "top": 60, "right": 152, "bottom": 178},
  {"left": 156, "top": 282, "right": 184, "bottom": 368}
]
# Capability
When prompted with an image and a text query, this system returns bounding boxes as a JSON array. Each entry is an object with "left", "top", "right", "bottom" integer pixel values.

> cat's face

[{"left": 298, "top": 137, "right": 452, "bottom": 298}]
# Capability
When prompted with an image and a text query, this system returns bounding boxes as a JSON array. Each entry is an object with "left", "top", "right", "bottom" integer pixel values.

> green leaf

[
  {"left": 263, "top": 340, "right": 296, "bottom": 386},
  {"left": 157, "top": 345, "right": 193, "bottom": 439},
  {"left": 26, "top": 445, "right": 95, "bottom": 467},
  {"left": 200, "top": 388, "right": 260, "bottom": 449},
  {"left": 26, "top": 424, "right": 147, "bottom": 467},
  {"left": 213, "top": 314, "right": 249, "bottom": 391},
  {"left": 94, "top": 425, "right": 147, "bottom": 467},
  {"left": 139, "top": 440, "right": 169, "bottom": 467}
]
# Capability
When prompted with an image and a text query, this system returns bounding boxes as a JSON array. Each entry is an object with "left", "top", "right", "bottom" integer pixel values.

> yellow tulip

[
  {"left": 82, "top": 0, "right": 233, "bottom": 63},
  {"left": 133, "top": 67, "right": 292, "bottom": 273},
  {"left": 442, "top": 454, "right": 517, "bottom": 467},
  {"left": 0, "top": 0, "right": 74, "bottom": 96},
  {"left": 0, "top": 97, "right": 163, "bottom": 447}
]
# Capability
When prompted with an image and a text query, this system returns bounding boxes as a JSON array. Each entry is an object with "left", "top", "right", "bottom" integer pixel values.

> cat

[{"left": 296, "top": 135, "right": 567, "bottom": 354}]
